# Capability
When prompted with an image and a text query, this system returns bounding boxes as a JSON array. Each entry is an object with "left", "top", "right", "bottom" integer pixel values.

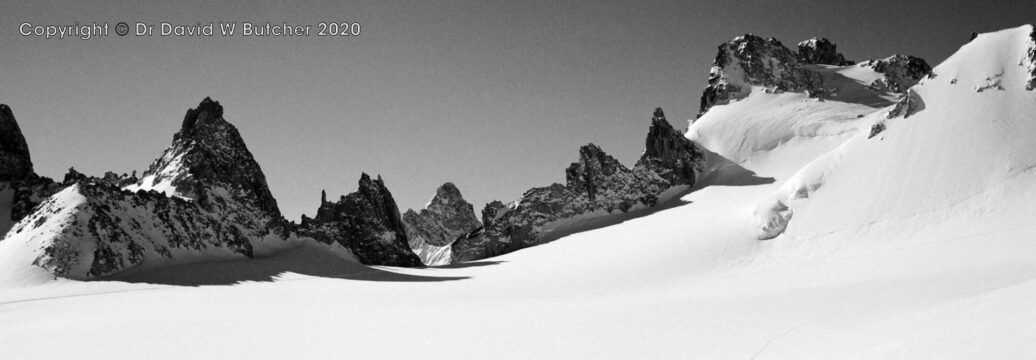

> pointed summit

[
  {"left": 652, "top": 107, "right": 667, "bottom": 123},
  {"left": 180, "top": 97, "right": 224, "bottom": 132},
  {"left": 637, "top": 107, "right": 705, "bottom": 186},
  {"left": 131, "top": 98, "right": 280, "bottom": 217},
  {"left": 402, "top": 182, "right": 482, "bottom": 265}
]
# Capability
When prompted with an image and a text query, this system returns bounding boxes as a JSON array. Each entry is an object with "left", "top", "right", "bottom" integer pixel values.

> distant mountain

[
  {"left": 450, "top": 108, "right": 708, "bottom": 263},
  {"left": 402, "top": 182, "right": 481, "bottom": 266}
]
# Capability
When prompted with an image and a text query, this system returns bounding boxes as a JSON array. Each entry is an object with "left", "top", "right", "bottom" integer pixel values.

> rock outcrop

[
  {"left": 859, "top": 55, "right": 932, "bottom": 93},
  {"left": 797, "top": 37, "right": 851, "bottom": 66},
  {"left": 450, "top": 108, "right": 706, "bottom": 263},
  {"left": 300, "top": 174, "right": 423, "bottom": 267},
  {"left": 402, "top": 182, "right": 481, "bottom": 265}
]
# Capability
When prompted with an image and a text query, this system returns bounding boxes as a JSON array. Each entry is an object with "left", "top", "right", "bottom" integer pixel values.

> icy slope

[
  {"left": 756, "top": 24, "right": 1036, "bottom": 244},
  {"left": 689, "top": 34, "right": 930, "bottom": 177}
]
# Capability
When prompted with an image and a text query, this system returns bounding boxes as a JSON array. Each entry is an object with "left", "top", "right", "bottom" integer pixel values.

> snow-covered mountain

[
  {"left": 0, "top": 98, "right": 298, "bottom": 279},
  {"left": 0, "top": 98, "right": 423, "bottom": 281},
  {"left": 1, "top": 24, "right": 1035, "bottom": 360},
  {"left": 752, "top": 25, "right": 1036, "bottom": 244}
]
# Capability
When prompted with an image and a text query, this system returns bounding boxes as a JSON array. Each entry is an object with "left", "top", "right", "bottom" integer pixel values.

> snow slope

[{"left": 1, "top": 25, "right": 1034, "bottom": 359}]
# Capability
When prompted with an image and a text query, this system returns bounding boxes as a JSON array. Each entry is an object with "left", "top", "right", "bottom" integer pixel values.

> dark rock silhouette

[
  {"left": 300, "top": 174, "right": 423, "bottom": 267},
  {"left": 797, "top": 37, "right": 852, "bottom": 66}
]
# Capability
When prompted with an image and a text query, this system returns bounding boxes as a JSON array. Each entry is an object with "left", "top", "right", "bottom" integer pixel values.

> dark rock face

[
  {"left": 699, "top": 34, "right": 826, "bottom": 116},
  {"left": 636, "top": 108, "right": 704, "bottom": 186},
  {"left": 859, "top": 55, "right": 932, "bottom": 93},
  {"left": 1026, "top": 30, "right": 1036, "bottom": 91},
  {"left": 451, "top": 108, "right": 706, "bottom": 263},
  {"left": 0, "top": 105, "right": 34, "bottom": 182},
  {"left": 402, "top": 183, "right": 482, "bottom": 265},
  {"left": 797, "top": 38, "right": 851, "bottom": 66},
  {"left": 300, "top": 174, "right": 422, "bottom": 267}
]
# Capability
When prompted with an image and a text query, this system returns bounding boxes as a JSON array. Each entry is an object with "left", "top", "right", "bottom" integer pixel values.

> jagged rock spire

[
  {"left": 637, "top": 107, "right": 703, "bottom": 186},
  {"left": 137, "top": 97, "right": 280, "bottom": 217},
  {"left": 301, "top": 173, "right": 422, "bottom": 267}
]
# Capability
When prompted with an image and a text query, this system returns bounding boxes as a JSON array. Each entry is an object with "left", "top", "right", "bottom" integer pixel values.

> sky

[{"left": 2, "top": 0, "right": 1034, "bottom": 221}]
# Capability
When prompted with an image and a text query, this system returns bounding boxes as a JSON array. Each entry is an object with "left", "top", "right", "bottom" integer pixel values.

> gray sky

[{"left": 2, "top": 0, "right": 1033, "bottom": 221}]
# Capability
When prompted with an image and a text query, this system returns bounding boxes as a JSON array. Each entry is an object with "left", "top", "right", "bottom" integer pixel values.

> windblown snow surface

[{"left": 2, "top": 26, "right": 1036, "bottom": 359}]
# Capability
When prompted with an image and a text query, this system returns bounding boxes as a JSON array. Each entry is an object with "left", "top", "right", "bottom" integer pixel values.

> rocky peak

[
  {"left": 300, "top": 173, "right": 422, "bottom": 267},
  {"left": 858, "top": 55, "right": 932, "bottom": 93},
  {"left": 797, "top": 37, "right": 851, "bottom": 66},
  {"left": 0, "top": 104, "right": 35, "bottom": 181},
  {"left": 700, "top": 34, "right": 825, "bottom": 116},
  {"left": 179, "top": 97, "right": 224, "bottom": 134},
  {"left": 401, "top": 182, "right": 482, "bottom": 265},
  {"left": 136, "top": 98, "right": 280, "bottom": 217},
  {"left": 635, "top": 108, "right": 704, "bottom": 186}
]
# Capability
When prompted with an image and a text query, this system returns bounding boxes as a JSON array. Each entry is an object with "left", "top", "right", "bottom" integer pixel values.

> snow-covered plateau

[{"left": 1, "top": 25, "right": 1035, "bottom": 359}]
